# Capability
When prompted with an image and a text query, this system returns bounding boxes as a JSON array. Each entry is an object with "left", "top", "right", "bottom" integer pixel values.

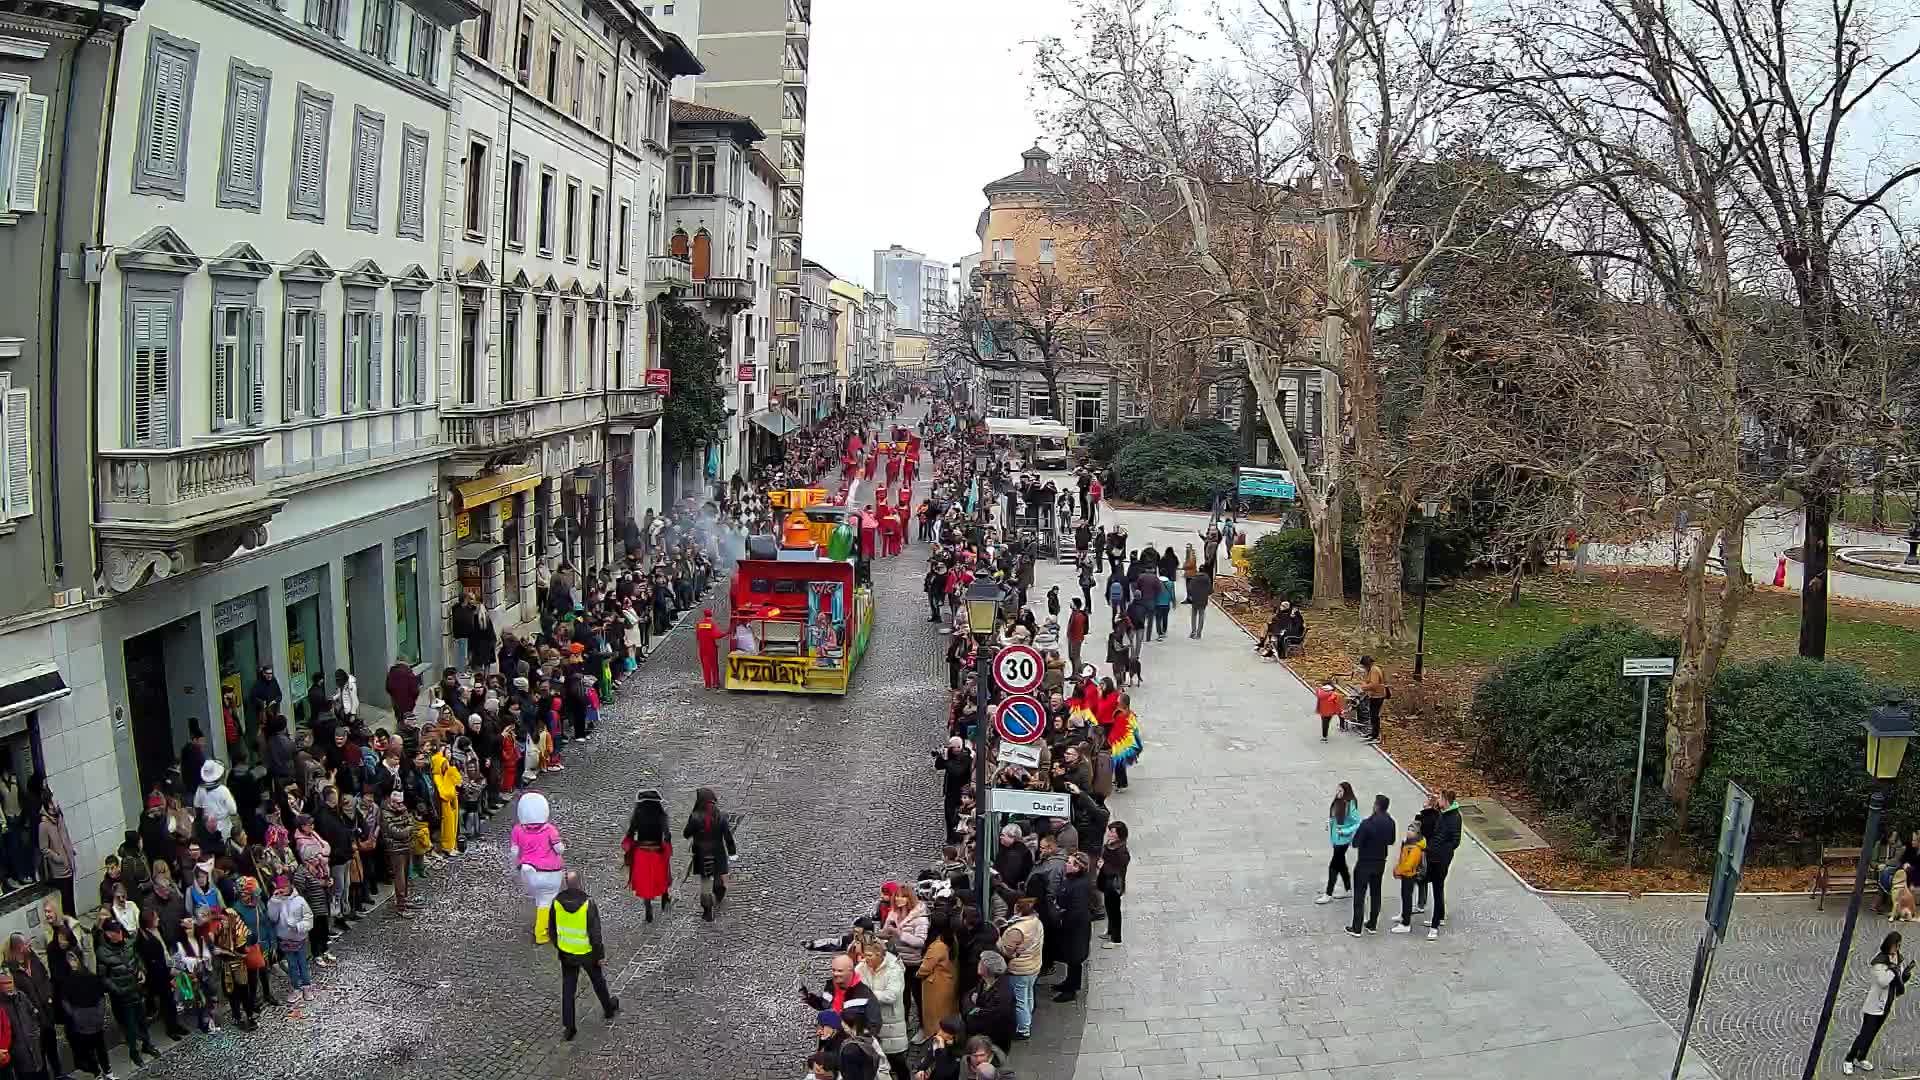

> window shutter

[
  {"left": 9, "top": 93, "right": 48, "bottom": 213},
  {"left": 367, "top": 313, "right": 383, "bottom": 407},
  {"left": 352, "top": 123, "right": 376, "bottom": 221},
  {"left": 342, "top": 314, "right": 358, "bottom": 410},
  {"left": 231, "top": 81, "right": 263, "bottom": 192},
  {"left": 297, "top": 100, "right": 325, "bottom": 207},
  {"left": 3, "top": 388, "right": 29, "bottom": 520},
  {"left": 401, "top": 133, "right": 426, "bottom": 235},
  {"left": 130, "top": 300, "right": 174, "bottom": 447},
  {"left": 413, "top": 317, "right": 427, "bottom": 404},
  {"left": 151, "top": 53, "right": 189, "bottom": 179},
  {"left": 283, "top": 310, "right": 299, "bottom": 419},
  {"left": 312, "top": 317, "right": 328, "bottom": 417},
  {"left": 249, "top": 308, "right": 267, "bottom": 424},
  {"left": 210, "top": 305, "right": 229, "bottom": 427}
]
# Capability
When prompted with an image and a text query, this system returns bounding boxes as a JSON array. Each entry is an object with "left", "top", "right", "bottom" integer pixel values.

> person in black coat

[
  {"left": 1424, "top": 790, "right": 1463, "bottom": 937},
  {"left": 1346, "top": 795, "right": 1396, "bottom": 936},
  {"left": 682, "top": 788, "right": 737, "bottom": 922},
  {"left": 933, "top": 738, "right": 973, "bottom": 841},
  {"left": 1051, "top": 852, "right": 1095, "bottom": 1002},
  {"left": 962, "top": 951, "right": 1016, "bottom": 1054}
]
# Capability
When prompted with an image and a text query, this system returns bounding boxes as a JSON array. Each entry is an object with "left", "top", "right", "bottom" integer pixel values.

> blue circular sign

[{"left": 995, "top": 694, "right": 1046, "bottom": 745}]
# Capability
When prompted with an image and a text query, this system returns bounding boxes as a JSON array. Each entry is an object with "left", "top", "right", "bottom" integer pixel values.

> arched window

[
  {"left": 691, "top": 229, "right": 712, "bottom": 280},
  {"left": 670, "top": 229, "right": 689, "bottom": 259}
]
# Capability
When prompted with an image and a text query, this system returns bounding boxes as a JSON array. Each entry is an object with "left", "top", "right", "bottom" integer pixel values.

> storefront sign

[
  {"left": 454, "top": 512, "right": 472, "bottom": 539},
  {"left": 726, "top": 654, "right": 809, "bottom": 688},
  {"left": 645, "top": 369, "right": 672, "bottom": 394},
  {"left": 498, "top": 498, "right": 514, "bottom": 523},
  {"left": 211, "top": 596, "right": 257, "bottom": 634},
  {"left": 284, "top": 570, "right": 322, "bottom": 606},
  {"left": 738, "top": 363, "right": 756, "bottom": 383}
]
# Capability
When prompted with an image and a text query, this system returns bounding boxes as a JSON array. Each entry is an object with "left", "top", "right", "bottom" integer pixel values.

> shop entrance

[
  {"left": 126, "top": 615, "right": 206, "bottom": 798},
  {"left": 284, "top": 569, "right": 329, "bottom": 734}
]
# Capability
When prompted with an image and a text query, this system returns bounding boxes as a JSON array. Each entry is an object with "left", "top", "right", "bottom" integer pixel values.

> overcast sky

[{"left": 801, "top": 0, "right": 1075, "bottom": 289}]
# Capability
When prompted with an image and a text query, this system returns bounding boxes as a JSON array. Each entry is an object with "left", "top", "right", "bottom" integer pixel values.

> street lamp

[
  {"left": 1412, "top": 497, "right": 1445, "bottom": 681},
  {"left": 964, "top": 578, "right": 1004, "bottom": 915},
  {"left": 1803, "top": 698, "right": 1917, "bottom": 1080}
]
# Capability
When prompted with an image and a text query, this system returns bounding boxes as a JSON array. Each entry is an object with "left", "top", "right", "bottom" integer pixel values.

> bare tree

[{"left": 932, "top": 268, "right": 1100, "bottom": 420}]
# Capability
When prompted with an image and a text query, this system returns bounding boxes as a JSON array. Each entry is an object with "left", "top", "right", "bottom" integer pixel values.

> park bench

[{"left": 1813, "top": 846, "right": 1892, "bottom": 912}]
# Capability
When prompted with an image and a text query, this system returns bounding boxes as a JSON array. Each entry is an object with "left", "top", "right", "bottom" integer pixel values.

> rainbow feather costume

[{"left": 1107, "top": 709, "right": 1143, "bottom": 766}]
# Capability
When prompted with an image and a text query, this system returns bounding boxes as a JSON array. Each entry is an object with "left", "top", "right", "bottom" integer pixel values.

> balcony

[
  {"left": 774, "top": 267, "right": 800, "bottom": 288},
  {"left": 780, "top": 164, "right": 803, "bottom": 187},
  {"left": 781, "top": 117, "right": 806, "bottom": 139},
  {"left": 95, "top": 437, "right": 286, "bottom": 593},
  {"left": 785, "top": 18, "right": 808, "bottom": 39},
  {"left": 776, "top": 319, "right": 802, "bottom": 338},
  {"left": 782, "top": 65, "right": 807, "bottom": 86},
  {"left": 693, "top": 276, "right": 756, "bottom": 308},
  {"left": 441, "top": 397, "right": 608, "bottom": 455},
  {"left": 645, "top": 254, "right": 693, "bottom": 301},
  {"left": 606, "top": 388, "right": 665, "bottom": 430}
]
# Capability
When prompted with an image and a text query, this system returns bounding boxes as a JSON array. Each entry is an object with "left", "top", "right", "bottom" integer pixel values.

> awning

[
  {"left": 454, "top": 468, "right": 542, "bottom": 509},
  {"left": 751, "top": 409, "right": 802, "bottom": 437},
  {"left": 0, "top": 662, "right": 70, "bottom": 726},
  {"left": 454, "top": 541, "right": 507, "bottom": 562}
]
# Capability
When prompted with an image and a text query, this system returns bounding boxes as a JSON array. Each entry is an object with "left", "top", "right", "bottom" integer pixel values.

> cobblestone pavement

[
  {"left": 126, "top": 452, "right": 949, "bottom": 1079},
  {"left": 1550, "top": 893, "right": 1920, "bottom": 1079},
  {"left": 1011, "top": 530, "right": 1717, "bottom": 1080}
]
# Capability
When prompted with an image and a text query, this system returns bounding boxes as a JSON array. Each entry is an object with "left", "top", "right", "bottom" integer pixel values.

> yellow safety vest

[{"left": 553, "top": 899, "right": 593, "bottom": 955}]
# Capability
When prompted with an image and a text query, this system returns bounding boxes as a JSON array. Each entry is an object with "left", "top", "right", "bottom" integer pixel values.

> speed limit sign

[{"left": 992, "top": 643, "right": 1043, "bottom": 695}]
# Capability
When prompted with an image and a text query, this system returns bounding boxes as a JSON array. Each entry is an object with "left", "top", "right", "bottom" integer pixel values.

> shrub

[
  {"left": 1111, "top": 429, "right": 1239, "bottom": 508},
  {"left": 1694, "top": 658, "right": 1904, "bottom": 844},
  {"left": 1469, "top": 622, "right": 1681, "bottom": 844},
  {"left": 1245, "top": 528, "right": 1362, "bottom": 601},
  {"left": 1127, "top": 464, "right": 1235, "bottom": 510},
  {"left": 1085, "top": 421, "right": 1150, "bottom": 463}
]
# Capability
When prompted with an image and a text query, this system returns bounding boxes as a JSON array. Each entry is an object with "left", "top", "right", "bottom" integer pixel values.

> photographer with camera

[{"left": 933, "top": 738, "right": 973, "bottom": 842}]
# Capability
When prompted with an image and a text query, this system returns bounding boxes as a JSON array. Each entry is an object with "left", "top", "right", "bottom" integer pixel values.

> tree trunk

[
  {"left": 1800, "top": 482, "right": 1831, "bottom": 659},
  {"left": 1311, "top": 515, "right": 1344, "bottom": 607},
  {"left": 1663, "top": 519, "right": 1752, "bottom": 822},
  {"left": 1356, "top": 506, "right": 1407, "bottom": 646},
  {"left": 1869, "top": 449, "right": 1887, "bottom": 529}
]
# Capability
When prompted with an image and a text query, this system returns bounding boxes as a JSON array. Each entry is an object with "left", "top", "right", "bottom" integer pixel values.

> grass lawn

[{"left": 1215, "top": 565, "right": 1920, "bottom": 891}]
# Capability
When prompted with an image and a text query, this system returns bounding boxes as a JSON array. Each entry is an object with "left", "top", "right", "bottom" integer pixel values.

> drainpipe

[
  {"left": 495, "top": 0, "right": 523, "bottom": 398},
  {"left": 47, "top": 0, "right": 111, "bottom": 583}
]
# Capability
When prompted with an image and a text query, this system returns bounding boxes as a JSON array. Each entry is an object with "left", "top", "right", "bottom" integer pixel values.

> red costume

[
  {"left": 694, "top": 608, "right": 724, "bottom": 688},
  {"left": 885, "top": 455, "right": 902, "bottom": 485}
]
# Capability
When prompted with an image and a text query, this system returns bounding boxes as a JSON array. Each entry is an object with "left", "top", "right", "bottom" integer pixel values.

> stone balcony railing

[
  {"left": 645, "top": 254, "right": 693, "bottom": 301},
  {"left": 606, "top": 388, "right": 664, "bottom": 424},
  {"left": 97, "top": 436, "right": 274, "bottom": 525},
  {"left": 693, "top": 276, "right": 756, "bottom": 307},
  {"left": 441, "top": 396, "right": 608, "bottom": 451}
]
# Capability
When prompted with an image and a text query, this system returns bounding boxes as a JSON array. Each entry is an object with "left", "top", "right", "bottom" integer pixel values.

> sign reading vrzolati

[{"left": 726, "top": 655, "right": 810, "bottom": 687}]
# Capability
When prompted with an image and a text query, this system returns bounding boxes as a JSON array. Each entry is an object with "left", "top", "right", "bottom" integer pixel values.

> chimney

[{"left": 1021, "top": 145, "right": 1052, "bottom": 177}]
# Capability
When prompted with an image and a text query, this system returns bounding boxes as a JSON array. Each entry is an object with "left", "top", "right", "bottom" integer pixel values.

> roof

[
  {"left": 983, "top": 145, "right": 1066, "bottom": 198},
  {"left": 670, "top": 100, "right": 766, "bottom": 141}
]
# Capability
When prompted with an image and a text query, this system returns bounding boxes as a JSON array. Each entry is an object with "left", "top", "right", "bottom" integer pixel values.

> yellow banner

[
  {"left": 726, "top": 655, "right": 811, "bottom": 689},
  {"left": 454, "top": 512, "right": 471, "bottom": 539}
]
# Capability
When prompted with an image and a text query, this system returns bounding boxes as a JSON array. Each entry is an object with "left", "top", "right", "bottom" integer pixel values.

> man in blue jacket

[{"left": 1347, "top": 795, "right": 1396, "bottom": 937}]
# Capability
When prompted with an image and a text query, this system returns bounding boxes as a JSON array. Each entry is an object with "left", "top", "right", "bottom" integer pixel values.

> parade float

[{"left": 719, "top": 508, "right": 875, "bottom": 695}]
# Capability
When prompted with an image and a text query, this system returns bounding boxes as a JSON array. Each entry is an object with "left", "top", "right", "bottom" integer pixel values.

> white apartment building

[
  {"left": 439, "top": 0, "right": 698, "bottom": 643},
  {"left": 94, "top": 0, "right": 477, "bottom": 800},
  {"left": 664, "top": 99, "right": 774, "bottom": 487}
]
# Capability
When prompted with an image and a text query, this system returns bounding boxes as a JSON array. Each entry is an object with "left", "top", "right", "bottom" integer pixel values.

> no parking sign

[{"left": 993, "top": 694, "right": 1046, "bottom": 745}]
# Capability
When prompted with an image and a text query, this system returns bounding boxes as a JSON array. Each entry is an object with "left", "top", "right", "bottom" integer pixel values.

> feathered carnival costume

[{"left": 509, "top": 791, "right": 567, "bottom": 943}]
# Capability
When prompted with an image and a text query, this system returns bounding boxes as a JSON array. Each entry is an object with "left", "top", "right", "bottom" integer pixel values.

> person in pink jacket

[{"left": 511, "top": 792, "right": 568, "bottom": 943}]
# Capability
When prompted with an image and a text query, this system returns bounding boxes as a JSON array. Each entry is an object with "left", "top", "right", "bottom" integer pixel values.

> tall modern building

[
  {"left": 683, "top": 0, "right": 810, "bottom": 423},
  {"left": 872, "top": 244, "right": 949, "bottom": 335}
]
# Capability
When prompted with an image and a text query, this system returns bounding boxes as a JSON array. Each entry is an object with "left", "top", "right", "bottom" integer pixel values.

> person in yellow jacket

[
  {"left": 550, "top": 870, "right": 619, "bottom": 1041},
  {"left": 1389, "top": 820, "right": 1427, "bottom": 934},
  {"left": 430, "top": 745, "right": 462, "bottom": 857}
]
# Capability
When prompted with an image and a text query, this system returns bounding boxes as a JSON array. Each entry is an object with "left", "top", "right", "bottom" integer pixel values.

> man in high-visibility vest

[{"left": 551, "top": 870, "right": 620, "bottom": 1041}]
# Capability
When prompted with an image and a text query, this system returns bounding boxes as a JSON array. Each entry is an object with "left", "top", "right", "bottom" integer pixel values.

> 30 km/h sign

[
  {"left": 994, "top": 694, "right": 1046, "bottom": 745},
  {"left": 992, "top": 643, "right": 1043, "bottom": 695}
]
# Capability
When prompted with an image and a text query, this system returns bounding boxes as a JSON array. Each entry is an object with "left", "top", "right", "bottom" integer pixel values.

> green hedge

[
  {"left": 1108, "top": 424, "right": 1241, "bottom": 509},
  {"left": 1246, "top": 528, "right": 1361, "bottom": 601}
]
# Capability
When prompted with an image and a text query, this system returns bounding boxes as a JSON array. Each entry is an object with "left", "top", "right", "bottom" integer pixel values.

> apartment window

[
  {"left": 125, "top": 286, "right": 181, "bottom": 447},
  {"left": 397, "top": 125, "right": 428, "bottom": 240},
  {"left": 545, "top": 34, "right": 560, "bottom": 100},
  {"left": 392, "top": 305, "right": 423, "bottom": 406},
  {"left": 408, "top": 17, "right": 442, "bottom": 82},
  {"left": 501, "top": 307, "right": 519, "bottom": 402},
  {"left": 593, "top": 68, "right": 608, "bottom": 130},
  {"left": 348, "top": 107, "right": 385, "bottom": 233},
  {"left": 1038, "top": 238, "right": 1056, "bottom": 264},
  {"left": 343, "top": 299, "right": 382, "bottom": 411},
  {"left": 587, "top": 189, "right": 603, "bottom": 267},
  {"left": 0, "top": 372, "right": 30, "bottom": 521},
  {"left": 463, "top": 136, "right": 488, "bottom": 238},
  {"left": 458, "top": 307, "right": 479, "bottom": 405},
  {"left": 305, "top": 0, "right": 342, "bottom": 38},
  {"left": 621, "top": 88, "right": 635, "bottom": 144},
  {"left": 474, "top": 3, "right": 493, "bottom": 61},
  {"left": 281, "top": 293, "right": 324, "bottom": 420},
  {"left": 693, "top": 148, "right": 715, "bottom": 194},
  {"left": 563, "top": 178, "right": 579, "bottom": 261},
  {"left": 671, "top": 150, "right": 691, "bottom": 194},
  {"left": 288, "top": 84, "right": 332, "bottom": 222},
  {"left": 992, "top": 239, "right": 1014, "bottom": 263},
  {"left": 613, "top": 312, "right": 626, "bottom": 388},
  {"left": 506, "top": 154, "right": 527, "bottom": 248},
  {"left": 215, "top": 60, "right": 270, "bottom": 211},
  {"left": 515, "top": 14, "right": 533, "bottom": 82},
  {"left": 586, "top": 307, "right": 600, "bottom": 391},
  {"left": 571, "top": 52, "right": 586, "bottom": 119},
  {"left": 729, "top": 151, "right": 742, "bottom": 197},
  {"left": 534, "top": 305, "right": 549, "bottom": 396},
  {"left": 616, "top": 200, "right": 629, "bottom": 271},
  {"left": 209, "top": 292, "right": 264, "bottom": 430},
  {"left": 537, "top": 168, "right": 556, "bottom": 254},
  {"left": 361, "top": 0, "right": 394, "bottom": 59},
  {"left": 561, "top": 310, "right": 575, "bottom": 390},
  {"left": 133, "top": 32, "right": 197, "bottom": 199}
]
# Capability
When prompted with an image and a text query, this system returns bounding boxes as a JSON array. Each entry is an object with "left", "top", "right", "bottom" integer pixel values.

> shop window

[
  {"left": 394, "top": 533, "right": 422, "bottom": 665},
  {"left": 212, "top": 595, "right": 263, "bottom": 767},
  {"left": 284, "top": 569, "right": 327, "bottom": 733}
]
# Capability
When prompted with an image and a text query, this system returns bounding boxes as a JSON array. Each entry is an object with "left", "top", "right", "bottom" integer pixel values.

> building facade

[
  {"left": 0, "top": 0, "right": 142, "bottom": 918},
  {"left": 798, "top": 259, "right": 833, "bottom": 423},
  {"left": 91, "top": 0, "right": 481, "bottom": 855},
  {"left": 438, "top": 0, "right": 697, "bottom": 644},
  {"left": 689, "top": 0, "right": 807, "bottom": 425},
  {"left": 871, "top": 243, "right": 948, "bottom": 336}
]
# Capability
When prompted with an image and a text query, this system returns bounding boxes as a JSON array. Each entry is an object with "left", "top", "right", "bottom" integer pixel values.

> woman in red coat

[{"left": 621, "top": 789, "right": 674, "bottom": 921}]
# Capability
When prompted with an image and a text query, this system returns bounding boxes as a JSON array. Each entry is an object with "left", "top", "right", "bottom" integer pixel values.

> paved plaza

[{"left": 1018, "top": 518, "right": 1717, "bottom": 1080}]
